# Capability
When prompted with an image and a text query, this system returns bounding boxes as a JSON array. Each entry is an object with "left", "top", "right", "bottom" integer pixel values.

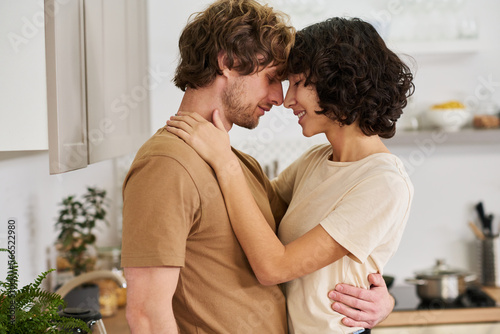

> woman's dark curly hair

[
  {"left": 174, "top": 0, "right": 295, "bottom": 91},
  {"left": 287, "top": 17, "right": 415, "bottom": 138}
]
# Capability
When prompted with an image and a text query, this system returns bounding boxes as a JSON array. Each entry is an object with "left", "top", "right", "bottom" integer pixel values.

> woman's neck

[{"left": 325, "top": 124, "right": 390, "bottom": 162}]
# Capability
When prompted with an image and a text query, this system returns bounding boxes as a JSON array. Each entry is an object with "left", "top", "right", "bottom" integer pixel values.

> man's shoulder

[
  {"left": 135, "top": 126, "right": 203, "bottom": 164},
  {"left": 231, "top": 147, "right": 256, "bottom": 164},
  {"left": 231, "top": 148, "right": 274, "bottom": 192},
  {"left": 232, "top": 148, "right": 265, "bottom": 176},
  {"left": 124, "top": 126, "right": 214, "bottom": 187}
]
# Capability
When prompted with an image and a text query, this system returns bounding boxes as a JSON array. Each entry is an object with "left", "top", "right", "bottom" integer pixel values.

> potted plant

[
  {"left": 54, "top": 187, "right": 109, "bottom": 310},
  {"left": 54, "top": 187, "right": 109, "bottom": 278},
  {"left": 0, "top": 249, "right": 91, "bottom": 334}
]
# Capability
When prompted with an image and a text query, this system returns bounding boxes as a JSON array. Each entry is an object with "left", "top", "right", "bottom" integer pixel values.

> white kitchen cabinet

[
  {"left": 84, "top": 0, "right": 150, "bottom": 165},
  {"left": 0, "top": 0, "right": 49, "bottom": 151},
  {"left": 0, "top": 0, "right": 150, "bottom": 174},
  {"left": 44, "top": 0, "right": 88, "bottom": 173},
  {"left": 45, "top": 0, "right": 150, "bottom": 174}
]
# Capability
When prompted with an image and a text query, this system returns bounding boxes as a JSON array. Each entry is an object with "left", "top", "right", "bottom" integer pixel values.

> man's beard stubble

[{"left": 222, "top": 77, "right": 259, "bottom": 130}]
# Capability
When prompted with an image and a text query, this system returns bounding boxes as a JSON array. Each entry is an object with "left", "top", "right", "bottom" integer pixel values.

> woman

[{"left": 167, "top": 17, "right": 414, "bottom": 334}]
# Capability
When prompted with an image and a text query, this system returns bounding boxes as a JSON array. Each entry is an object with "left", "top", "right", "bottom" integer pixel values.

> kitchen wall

[
  {"left": 0, "top": 151, "right": 123, "bottom": 287},
  {"left": 0, "top": 0, "right": 499, "bottom": 288}
]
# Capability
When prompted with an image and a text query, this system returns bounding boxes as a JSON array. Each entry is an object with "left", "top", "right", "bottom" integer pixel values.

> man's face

[{"left": 223, "top": 66, "right": 284, "bottom": 129}]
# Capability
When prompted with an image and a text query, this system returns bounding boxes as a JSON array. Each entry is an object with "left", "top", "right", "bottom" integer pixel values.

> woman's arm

[{"left": 167, "top": 111, "right": 348, "bottom": 285}]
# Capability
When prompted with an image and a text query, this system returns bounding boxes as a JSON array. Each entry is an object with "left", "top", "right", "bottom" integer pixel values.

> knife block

[{"left": 479, "top": 236, "right": 500, "bottom": 287}]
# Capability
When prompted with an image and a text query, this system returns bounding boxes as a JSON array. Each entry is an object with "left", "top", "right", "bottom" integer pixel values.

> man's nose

[
  {"left": 284, "top": 88, "right": 294, "bottom": 109},
  {"left": 269, "top": 81, "right": 284, "bottom": 106}
]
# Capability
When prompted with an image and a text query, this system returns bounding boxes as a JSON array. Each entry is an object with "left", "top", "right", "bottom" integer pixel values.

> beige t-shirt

[
  {"left": 273, "top": 144, "right": 413, "bottom": 334},
  {"left": 121, "top": 127, "right": 287, "bottom": 333}
]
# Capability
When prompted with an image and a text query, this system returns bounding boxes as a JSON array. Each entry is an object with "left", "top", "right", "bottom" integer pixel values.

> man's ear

[
  {"left": 218, "top": 52, "right": 240, "bottom": 78},
  {"left": 218, "top": 52, "right": 231, "bottom": 78}
]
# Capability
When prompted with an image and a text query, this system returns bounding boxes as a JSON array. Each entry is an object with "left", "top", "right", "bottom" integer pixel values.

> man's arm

[
  {"left": 328, "top": 273, "right": 394, "bottom": 329},
  {"left": 125, "top": 267, "right": 180, "bottom": 334}
]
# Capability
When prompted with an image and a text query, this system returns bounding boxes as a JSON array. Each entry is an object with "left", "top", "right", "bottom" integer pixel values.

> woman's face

[{"left": 284, "top": 73, "right": 335, "bottom": 137}]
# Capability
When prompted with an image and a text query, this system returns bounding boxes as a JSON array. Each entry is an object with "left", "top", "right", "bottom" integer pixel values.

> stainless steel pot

[{"left": 405, "top": 259, "right": 477, "bottom": 303}]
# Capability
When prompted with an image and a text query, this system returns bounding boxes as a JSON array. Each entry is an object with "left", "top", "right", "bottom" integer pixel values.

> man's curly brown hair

[
  {"left": 174, "top": 0, "right": 295, "bottom": 92},
  {"left": 287, "top": 17, "right": 415, "bottom": 138}
]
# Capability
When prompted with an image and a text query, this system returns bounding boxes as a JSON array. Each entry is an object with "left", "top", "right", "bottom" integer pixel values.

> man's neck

[{"left": 177, "top": 81, "right": 233, "bottom": 131}]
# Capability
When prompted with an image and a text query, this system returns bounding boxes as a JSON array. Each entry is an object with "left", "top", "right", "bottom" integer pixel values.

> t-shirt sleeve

[
  {"left": 121, "top": 155, "right": 200, "bottom": 268},
  {"left": 320, "top": 172, "right": 413, "bottom": 264},
  {"left": 271, "top": 144, "right": 324, "bottom": 205},
  {"left": 232, "top": 148, "right": 288, "bottom": 227},
  {"left": 271, "top": 157, "right": 301, "bottom": 206},
  {"left": 262, "top": 175, "right": 288, "bottom": 227}
]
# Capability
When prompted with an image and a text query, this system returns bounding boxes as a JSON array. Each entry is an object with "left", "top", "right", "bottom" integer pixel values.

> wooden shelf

[
  {"left": 379, "top": 307, "right": 500, "bottom": 327},
  {"left": 385, "top": 127, "right": 500, "bottom": 146},
  {"left": 379, "top": 286, "right": 500, "bottom": 328}
]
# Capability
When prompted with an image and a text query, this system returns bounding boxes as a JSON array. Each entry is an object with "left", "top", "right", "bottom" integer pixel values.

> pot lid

[
  {"left": 414, "top": 259, "right": 471, "bottom": 278},
  {"left": 58, "top": 307, "right": 102, "bottom": 322}
]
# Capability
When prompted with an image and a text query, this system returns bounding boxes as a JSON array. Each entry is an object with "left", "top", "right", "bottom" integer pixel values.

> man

[{"left": 121, "top": 1, "right": 394, "bottom": 333}]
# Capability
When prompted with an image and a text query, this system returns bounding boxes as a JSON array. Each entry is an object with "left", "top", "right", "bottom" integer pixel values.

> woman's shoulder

[
  {"left": 364, "top": 153, "right": 410, "bottom": 178},
  {"left": 361, "top": 153, "right": 414, "bottom": 195}
]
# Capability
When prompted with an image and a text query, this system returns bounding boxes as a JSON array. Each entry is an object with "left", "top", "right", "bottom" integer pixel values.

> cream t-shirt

[{"left": 273, "top": 144, "right": 413, "bottom": 334}]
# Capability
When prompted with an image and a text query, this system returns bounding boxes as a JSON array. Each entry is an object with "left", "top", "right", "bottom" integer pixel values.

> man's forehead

[
  {"left": 263, "top": 65, "right": 278, "bottom": 73},
  {"left": 260, "top": 63, "right": 287, "bottom": 78},
  {"left": 256, "top": 63, "right": 277, "bottom": 73}
]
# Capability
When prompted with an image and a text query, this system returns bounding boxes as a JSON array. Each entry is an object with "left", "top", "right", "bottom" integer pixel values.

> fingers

[
  {"left": 166, "top": 112, "right": 200, "bottom": 142},
  {"left": 329, "top": 287, "right": 371, "bottom": 313},
  {"left": 166, "top": 118, "right": 194, "bottom": 135},
  {"left": 166, "top": 122, "right": 190, "bottom": 143},
  {"left": 331, "top": 299, "right": 374, "bottom": 328},
  {"left": 368, "top": 273, "right": 395, "bottom": 313},
  {"left": 328, "top": 274, "right": 394, "bottom": 329},
  {"left": 368, "top": 272, "right": 386, "bottom": 288},
  {"left": 330, "top": 283, "right": 372, "bottom": 303},
  {"left": 170, "top": 110, "right": 222, "bottom": 131},
  {"left": 170, "top": 114, "right": 198, "bottom": 128},
  {"left": 341, "top": 316, "right": 372, "bottom": 329},
  {"left": 167, "top": 110, "right": 210, "bottom": 133},
  {"left": 177, "top": 110, "right": 208, "bottom": 123},
  {"left": 330, "top": 300, "right": 376, "bottom": 329},
  {"left": 328, "top": 284, "right": 376, "bottom": 328}
]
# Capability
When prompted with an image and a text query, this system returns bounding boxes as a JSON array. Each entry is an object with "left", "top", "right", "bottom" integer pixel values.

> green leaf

[{"left": 0, "top": 250, "right": 91, "bottom": 333}]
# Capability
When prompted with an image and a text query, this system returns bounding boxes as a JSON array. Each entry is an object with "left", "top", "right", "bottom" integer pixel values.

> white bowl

[{"left": 424, "top": 108, "right": 471, "bottom": 132}]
